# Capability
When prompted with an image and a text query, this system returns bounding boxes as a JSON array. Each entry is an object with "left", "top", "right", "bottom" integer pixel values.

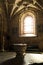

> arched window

[{"left": 19, "top": 11, "right": 37, "bottom": 37}]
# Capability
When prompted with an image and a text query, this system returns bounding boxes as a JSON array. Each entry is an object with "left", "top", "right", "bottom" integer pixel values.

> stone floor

[{"left": 0, "top": 52, "right": 43, "bottom": 65}]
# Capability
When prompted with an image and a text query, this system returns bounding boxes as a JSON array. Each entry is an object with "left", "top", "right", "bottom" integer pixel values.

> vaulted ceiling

[
  {"left": 0, "top": 0, "right": 43, "bottom": 18},
  {"left": 6, "top": 0, "right": 43, "bottom": 15}
]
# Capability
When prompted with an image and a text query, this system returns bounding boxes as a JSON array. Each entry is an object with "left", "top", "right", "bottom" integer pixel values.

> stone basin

[{"left": 10, "top": 43, "right": 27, "bottom": 54}]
